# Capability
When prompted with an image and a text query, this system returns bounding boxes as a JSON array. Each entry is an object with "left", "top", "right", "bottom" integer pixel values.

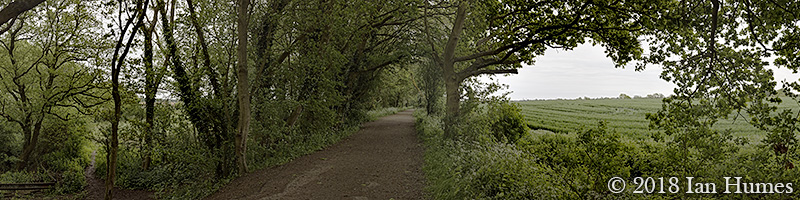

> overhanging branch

[{"left": 464, "top": 69, "right": 518, "bottom": 79}]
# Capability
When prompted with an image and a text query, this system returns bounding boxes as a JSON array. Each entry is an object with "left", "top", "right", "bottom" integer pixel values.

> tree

[
  {"left": 248, "top": 0, "right": 420, "bottom": 134},
  {"left": 139, "top": 0, "right": 163, "bottom": 171},
  {"left": 0, "top": 0, "right": 105, "bottom": 170},
  {"left": 644, "top": 0, "right": 800, "bottom": 172},
  {"left": 419, "top": 59, "right": 443, "bottom": 115},
  {"left": 159, "top": 0, "right": 237, "bottom": 178},
  {"left": 235, "top": 0, "right": 250, "bottom": 175},
  {"left": 646, "top": 93, "right": 665, "bottom": 99},
  {"left": 425, "top": 0, "right": 658, "bottom": 138},
  {"left": 104, "top": 0, "right": 147, "bottom": 199}
]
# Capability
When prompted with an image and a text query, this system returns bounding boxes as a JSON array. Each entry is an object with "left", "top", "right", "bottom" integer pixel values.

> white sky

[{"left": 480, "top": 43, "right": 800, "bottom": 100}]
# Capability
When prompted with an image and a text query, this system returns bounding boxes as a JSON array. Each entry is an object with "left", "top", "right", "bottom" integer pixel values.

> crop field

[{"left": 517, "top": 98, "right": 800, "bottom": 145}]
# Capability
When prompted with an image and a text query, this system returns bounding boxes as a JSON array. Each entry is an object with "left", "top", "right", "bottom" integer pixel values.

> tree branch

[
  {"left": 0, "top": 0, "right": 43, "bottom": 34},
  {"left": 457, "top": 58, "right": 522, "bottom": 80}
]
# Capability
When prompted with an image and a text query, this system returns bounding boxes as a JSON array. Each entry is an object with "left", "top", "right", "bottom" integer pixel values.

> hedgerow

[{"left": 416, "top": 101, "right": 800, "bottom": 199}]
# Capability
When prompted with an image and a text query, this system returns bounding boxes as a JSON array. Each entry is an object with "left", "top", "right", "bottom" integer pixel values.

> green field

[{"left": 516, "top": 98, "right": 795, "bottom": 145}]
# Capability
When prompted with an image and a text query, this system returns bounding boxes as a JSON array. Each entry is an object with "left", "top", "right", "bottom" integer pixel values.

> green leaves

[
  {"left": 642, "top": 0, "right": 800, "bottom": 174},
  {"left": 487, "top": 101, "right": 528, "bottom": 144}
]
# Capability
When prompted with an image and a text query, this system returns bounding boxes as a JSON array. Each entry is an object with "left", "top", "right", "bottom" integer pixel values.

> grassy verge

[{"left": 161, "top": 107, "right": 410, "bottom": 199}]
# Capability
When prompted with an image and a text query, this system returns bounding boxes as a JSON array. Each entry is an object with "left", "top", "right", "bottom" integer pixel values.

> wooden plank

[{"left": 0, "top": 182, "right": 55, "bottom": 190}]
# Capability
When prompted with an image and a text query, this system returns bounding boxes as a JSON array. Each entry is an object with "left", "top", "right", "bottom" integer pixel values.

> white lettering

[
  {"left": 786, "top": 183, "right": 793, "bottom": 193},
  {"left": 724, "top": 177, "right": 741, "bottom": 194}
]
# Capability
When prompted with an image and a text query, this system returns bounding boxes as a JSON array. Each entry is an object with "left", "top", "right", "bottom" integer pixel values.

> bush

[
  {"left": 0, "top": 121, "right": 21, "bottom": 171},
  {"left": 487, "top": 102, "right": 529, "bottom": 144},
  {"left": 56, "top": 168, "right": 86, "bottom": 194},
  {"left": 0, "top": 170, "right": 44, "bottom": 183},
  {"left": 417, "top": 98, "right": 800, "bottom": 200},
  {"left": 416, "top": 110, "right": 566, "bottom": 199},
  {"left": 516, "top": 122, "right": 637, "bottom": 199},
  {"left": 37, "top": 118, "right": 89, "bottom": 194}
]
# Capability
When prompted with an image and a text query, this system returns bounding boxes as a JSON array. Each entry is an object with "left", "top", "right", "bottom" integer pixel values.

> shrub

[
  {"left": 0, "top": 170, "right": 43, "bottom": 183},
  {"left": 487, "top": 102, "right": 529, "bottom": 144},
  {"left": 416, "top": 110, "right": 566, "bottom": 199},
  {"left": 56, "top": 167, "right": 86, "bottom": 194},
  {"left": 0, "top": 121, "right": 21, "bottom": 171},
  {"left": 32, "top": 118, "right": 90, "bottom": 194}
]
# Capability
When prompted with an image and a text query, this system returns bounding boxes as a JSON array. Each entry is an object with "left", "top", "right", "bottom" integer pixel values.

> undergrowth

[
  {"left": 94, "top": 107, "right": 407, "bottom": 199},
  {"left": 415, "top": 103, "right": 800, "bottom": 199}
]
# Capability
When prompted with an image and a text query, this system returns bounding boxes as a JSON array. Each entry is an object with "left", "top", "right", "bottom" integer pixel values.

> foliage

[
  {"left": 636, "top": 0, "right": 800, "bottom": 181},
  {"left": 2, "top": 0, "right": 796, "bottom": 199},
  {"left": 416, "top": 110, "right": 563, "bottom": 199},
  {"left": 0, "top": 117, "right": 89, "bottom": 194},
  {"left": 101, "top": 101, "right": 222, "bottom": 199},
  {"left": 419, "top": 95, "right": 800, "bottom": 199},
  {"left": 418, "top": 60, "right": 444, "bottom": 116},
  {"left": 424, "top": 0, "right": 667, "bottom": 137},
  {"left": 36, "top": 118, "right": 89, "bottom": 194},
  {"left": 487, "top": 102, "right": 529, "bottom": 143},
  {"left": 0, "top": 121, "right": 21, "bottom": 170},
  {"left": 0, "top": 170, "right": 44, "bottom": 183},
  {"left": 0, "top": 0, "right": 105, "bottom": 171}
]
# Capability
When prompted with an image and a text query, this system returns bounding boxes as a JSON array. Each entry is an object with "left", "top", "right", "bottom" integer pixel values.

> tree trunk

[
  {"left": 106, "top": 66, "right": 120, "bottom": 200},
  {"left": 186, "top": 0, "right": 221, "bottom": 97},
  {"left": 142, "top": 14, "right": 156, "bottom": 171},
  {"left": 235, "top": 0, "right": 250, "bottom": 175},
  {"left": 441, "top": 2, "right": 467, "bottom": 138},
  {"left": 159, "top": 0, "right": 231, "bottom": 178},
  {"left": 285, "top": 104, "right": 303, "bottom": 128},
  {"left": 106, "top": 1, "right": 146, "bottom": 199},
  {"left": 443, "top": 77, "right": 460, "bottom": 138},
  {"left": 15, "top": 119, "right": 41, "bottom": 170}
]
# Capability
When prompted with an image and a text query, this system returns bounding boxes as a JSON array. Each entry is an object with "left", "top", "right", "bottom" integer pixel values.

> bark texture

[{"left": 235, "top": 0, "right": 250, "bottom": 175}]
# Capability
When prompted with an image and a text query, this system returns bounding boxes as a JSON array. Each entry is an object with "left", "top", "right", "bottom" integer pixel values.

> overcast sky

[{"left": 480, "top": 43, "right": 800, "bottom": 100}]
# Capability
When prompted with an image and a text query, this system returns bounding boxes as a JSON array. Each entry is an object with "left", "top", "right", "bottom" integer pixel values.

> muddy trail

[{"left": 206, "top": 109, "right": 424, "bottom": 200}]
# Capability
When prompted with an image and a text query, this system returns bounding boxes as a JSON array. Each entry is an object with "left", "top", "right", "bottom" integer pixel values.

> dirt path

[
  {"left": 206, "top": 109, "right": 424, "bottom": 200},
  {"left": 83, "top": 150, "right": 156, "bottom": 200}
]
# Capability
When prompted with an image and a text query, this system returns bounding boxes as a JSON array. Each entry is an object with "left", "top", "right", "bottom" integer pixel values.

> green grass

[{"left": 517, "top": 98, "right": 798, "bottom": 146}]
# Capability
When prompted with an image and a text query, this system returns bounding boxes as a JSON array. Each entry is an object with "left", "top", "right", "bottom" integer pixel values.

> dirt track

[{"left": 206, "top": 109, "right": 424, "bottom": 200}]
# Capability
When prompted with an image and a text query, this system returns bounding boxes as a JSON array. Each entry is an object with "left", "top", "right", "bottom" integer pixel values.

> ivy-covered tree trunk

[
  {"left": 159, "top": 0, "right": 234, "bottom": 178},
  {"left": 141, "top": 6, "right": 159, "bottom": 171}
]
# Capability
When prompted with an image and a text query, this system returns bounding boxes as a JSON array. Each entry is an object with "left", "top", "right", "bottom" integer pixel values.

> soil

[{"left": 205, "top": 109, "right": 425, "bottom": 200}]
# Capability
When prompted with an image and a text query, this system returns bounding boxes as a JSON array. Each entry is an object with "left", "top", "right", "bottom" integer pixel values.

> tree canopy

[{"left": 0, "top": 0, "right": 798, "bottom": 199}]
